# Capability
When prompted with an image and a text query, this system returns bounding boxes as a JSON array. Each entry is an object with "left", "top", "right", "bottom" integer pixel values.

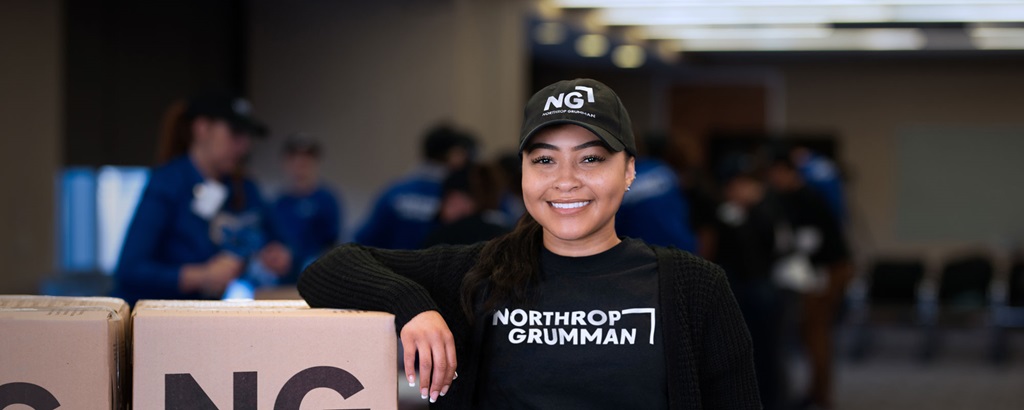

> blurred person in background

[
  {"left": 615, "top": 132, "right": 697, "bottom": 252},
  {"left": 355, "top": 125, "right": 477, "bottom": 249},
  {"left": 497, "top": 152, "right": 526, "bottom": 225},
  {"left": 791, "top": 146, "right": 847, "bottom": 225},
  {"left": 114, "top": 95, "right": 291, "bottom": 305},
  {"left": 767, "top": 153, "right": 851, "bottom": 410},
  {"left": 272, "top": 134, "right": 342, "bottom": 282},
  {"left": 714, "top": 168, "right": 789, "bottom": 410},
  {"left": 422, "top": 163, "right": 510, "bottom": 247}
]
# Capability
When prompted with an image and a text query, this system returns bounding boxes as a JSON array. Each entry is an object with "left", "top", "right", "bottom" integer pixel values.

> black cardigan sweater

[{"left": 298, "top": 242, "right": 761, "bottom": 409}]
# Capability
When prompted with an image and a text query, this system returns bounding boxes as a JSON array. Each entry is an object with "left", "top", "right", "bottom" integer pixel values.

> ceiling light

[
  {"left": 972, "top": 36, "right": 1024, "bottom": 48},
  {"left": 575, "top": 34, "right": 610, "bottom": 57},
  {"left": 612, "top": 44, "right": 647, "bottom": 68},
  {"left": 667, "top": 28, "right": 926, "bottom": 51},
  {"left": 643, "top": 25, "right": 834, "bottom": 40},
  {"left": 534, "top": 22, "right": 568, "bottom": 45},
  {"left": 970, "top": 25, "right": 1024, "bottom": 48},
  {"left": 588, "top": 4, "right": 1024, "bottom": 26},
  {"left": 970, "top": 26, "right": 1024, "bottom": 37}
]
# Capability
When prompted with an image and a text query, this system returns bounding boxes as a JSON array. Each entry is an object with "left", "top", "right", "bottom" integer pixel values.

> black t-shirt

[{"left": 478, "top": 238, "right": 668, "bottom": 409}]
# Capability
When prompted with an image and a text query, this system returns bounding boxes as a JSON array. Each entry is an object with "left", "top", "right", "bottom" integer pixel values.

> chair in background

[
  {"left": 918, "top": 251, "right": 995, "bottom": 362},
  {"left": 847, "top": 255, "right": 927, "bottom": 361},
  {"left": 991, "top": 255, "right": 1024, "bottom": 363}
]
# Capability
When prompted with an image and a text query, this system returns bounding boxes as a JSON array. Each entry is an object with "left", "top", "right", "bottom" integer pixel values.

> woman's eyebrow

[
  {"left": 572, "top": 140, "right": 606, "bottom": 151},
  {"left": 525, "top": 142, "right": 557, "bottom": 152},
  {"left": 526, "top": 140, "right": 606, "bottom": 153}
]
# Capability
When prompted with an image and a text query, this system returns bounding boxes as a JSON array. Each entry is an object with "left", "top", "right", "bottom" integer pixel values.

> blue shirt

[
  {"left": 797, "top": 152, "right": 847, "bottom": 224},
  {"left": 272, "top": 186, "right": 342, "bottom": 281},
  {"left": 615, "top": 158, "right": 697, "bottom": 252},
  {"left": 114, "top": 156, "right": 278, "bottom": 304},
  {"left": 354, "top": 164, "right": 446, "bottom": 249}
]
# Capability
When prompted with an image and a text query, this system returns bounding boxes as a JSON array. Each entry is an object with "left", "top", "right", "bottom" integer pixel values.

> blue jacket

[
  {"left": 114, "top": 156, "right": 278, "bottom": 304},
  {"left": 272, "top": 186, "right": 342, "bottom": 281},
  {"left": 616, "top": 158, "right": 698, "bottom": 252},
  {"left": 354, "top": 164, "right": 446, "bottom": 249}
]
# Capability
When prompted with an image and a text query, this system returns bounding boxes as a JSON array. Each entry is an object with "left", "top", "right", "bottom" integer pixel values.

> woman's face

[
  {"left": 193, "top": 117, "right": 252, "bottom": 176},
  {"left": 521, "top": 124, "right": 635, "bottom": 253}
]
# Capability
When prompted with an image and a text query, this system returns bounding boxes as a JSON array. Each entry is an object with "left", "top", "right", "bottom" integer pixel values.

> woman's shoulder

[
  {"left": 648, "top": 245, "right": 727, "bottom": 286},
  {"left": 335, "top": 240, "right": 486, "bottom": 261},
  {"left": 147, "top": 157, "right": 201, "bottom": 195}
]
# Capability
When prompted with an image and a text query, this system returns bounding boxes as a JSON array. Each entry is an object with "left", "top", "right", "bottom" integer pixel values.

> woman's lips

[
  {"left": 547, "top": 200, "right": 591, "bottom": 214},
  {"left": 550, "top": 201, "right": 590, "bottom": 209}
]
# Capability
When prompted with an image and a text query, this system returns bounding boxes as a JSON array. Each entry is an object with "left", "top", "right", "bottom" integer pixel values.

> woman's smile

[{"left": 548, "top": 200, "right": 592, "bottom": 212}]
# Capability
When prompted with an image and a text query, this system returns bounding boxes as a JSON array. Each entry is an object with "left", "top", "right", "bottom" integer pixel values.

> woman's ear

[{"left": 626, "top": 155, "right": 637, "bottom": 187}]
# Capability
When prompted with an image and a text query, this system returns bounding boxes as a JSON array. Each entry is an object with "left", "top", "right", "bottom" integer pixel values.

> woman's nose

[{"left": 553, "top": 165, "right": 581, "bottom": 192}]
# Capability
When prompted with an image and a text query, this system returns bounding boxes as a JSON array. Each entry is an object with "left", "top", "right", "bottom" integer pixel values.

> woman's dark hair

[
  {"left": 156, "top": 99, "right": 192, "bottom": 164},
  {"left": 460, "top": 212, "right": 543, "bottom": 320}
]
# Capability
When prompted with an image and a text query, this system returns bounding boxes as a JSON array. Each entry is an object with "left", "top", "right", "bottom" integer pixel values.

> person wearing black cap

[
  {"left": 115, "top": 94, "right": 291, "bottom": 305},
  {"left": 298, "top": 79, "right": 760, "bottom": 409},
  {"left": 271, "top": 133, "right": 343, "bottom": 281}
]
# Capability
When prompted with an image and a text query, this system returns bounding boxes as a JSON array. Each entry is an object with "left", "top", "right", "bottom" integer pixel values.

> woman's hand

[
  {"left": 401, "top": 310, "right": 457, "bottom": 403},
  {"left": 180, "top": 252, "right": 244, "bottom": 296},
  {"left": 258, "top": 242, "right": 293, "bottom": 276}
]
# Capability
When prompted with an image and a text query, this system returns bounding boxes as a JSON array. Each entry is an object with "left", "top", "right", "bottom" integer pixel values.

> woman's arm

[
  {"left": 699, "top": 267, "right": 762, "bottom": 409},
  {"left": 298, "top": 242, "right": 479, "bottom": 327},
  {"left": 297, "top": 242, "right": 479, "bottom": 403},
  {"left": 115, "top": 183, "right": 186, "bottom": 295}
]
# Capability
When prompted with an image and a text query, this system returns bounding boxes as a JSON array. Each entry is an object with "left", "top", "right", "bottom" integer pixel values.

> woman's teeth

[{"left": 550, "top": 201, "right": 590, "bottom": 209}]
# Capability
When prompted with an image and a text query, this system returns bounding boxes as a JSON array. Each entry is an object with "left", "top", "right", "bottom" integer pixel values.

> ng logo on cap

[{"left": 543, "top": 86, "right": 595, "bottom": 111}]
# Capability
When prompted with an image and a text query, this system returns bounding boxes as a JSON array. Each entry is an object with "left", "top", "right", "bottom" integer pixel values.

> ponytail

[
  {"left": 460, "top": 212, "right": 543, "bottom": 321},
  {"left": 156, "top": 99, "right": 192, "bottom": 164}
]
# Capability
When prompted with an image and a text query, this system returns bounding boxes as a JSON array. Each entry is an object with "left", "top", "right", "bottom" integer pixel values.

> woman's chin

[{"left": 543, "top": 224, "right": 597, "bottom": 243}]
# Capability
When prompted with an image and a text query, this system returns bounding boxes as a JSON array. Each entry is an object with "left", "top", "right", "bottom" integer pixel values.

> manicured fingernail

[
  {"left": 420, "top": 388, "right": 428, "bottom": 399},
  {"left": 453, "top": 371, "right": 459, "bottom": 380},
  {"left": 408, "top": 375, "right": 415, "bottom": 387},
  {"left": 430, "top": 391, "right": 439, "bottom": 403},
  {"left": 440, "top": 385, "right": 450, "bottom": 396}
]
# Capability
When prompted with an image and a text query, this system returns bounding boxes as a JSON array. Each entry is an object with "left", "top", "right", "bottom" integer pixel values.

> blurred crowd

[{"left": 115, "top": 93, "right": 853, "bottom": 410}]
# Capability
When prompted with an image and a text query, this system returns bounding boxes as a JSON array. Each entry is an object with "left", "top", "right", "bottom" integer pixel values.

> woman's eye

[
  {"left": 582, "top": 155, "right": 606, "bottom": 164},
  {"left": 531, "top": 156, "right": 553, "bottom": 164}
]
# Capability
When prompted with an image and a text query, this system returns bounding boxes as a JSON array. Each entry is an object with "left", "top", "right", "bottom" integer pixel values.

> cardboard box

[
  {"left": 132, "top": 300, "right": 397, "bottom": 410},
  {"left": 0, "top": 295, "right": 129, "bottom": 410}
]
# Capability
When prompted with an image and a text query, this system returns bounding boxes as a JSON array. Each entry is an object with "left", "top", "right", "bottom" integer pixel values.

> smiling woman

[
  {"left": 298, "top": 79, "right": 760, "bottom": 410},
  {"left": 521, "top": 124, "right": 635, "bottom": 256}
]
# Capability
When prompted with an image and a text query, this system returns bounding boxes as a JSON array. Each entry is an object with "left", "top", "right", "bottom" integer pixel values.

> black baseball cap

[
  {"left": 185, "top": 94, "right": 268, "bottom": 137},
  {"left": 519, "top": 78, "right": 636, "bottom": 156},
  {"left": 282, "top": 132, "right": 322, "bottom": 157}
]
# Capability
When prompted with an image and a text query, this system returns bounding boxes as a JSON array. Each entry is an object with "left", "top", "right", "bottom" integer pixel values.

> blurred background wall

[
  {"left": 246, "top": 0, "right": 527, "bottom": 232},
  {"left": 779, "top": 58, "right": 1024, "bottom": 251},
  {"left": 0, "top": 0, "right": 62, "bottom": 293}
]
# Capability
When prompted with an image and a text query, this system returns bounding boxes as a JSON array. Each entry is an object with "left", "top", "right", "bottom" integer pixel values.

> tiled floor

[{"left": 834, "top": 327, "right": 1024, "bottom": 410}]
